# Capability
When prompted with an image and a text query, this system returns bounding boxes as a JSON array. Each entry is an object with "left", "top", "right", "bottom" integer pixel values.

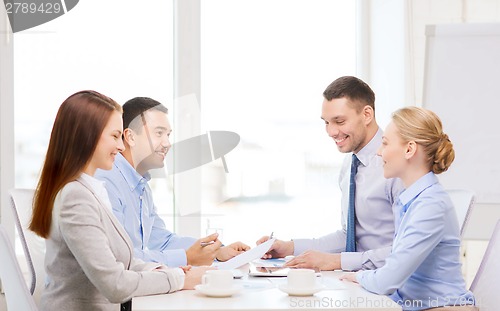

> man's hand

[
  {"left": 256, "top": 236, "right": 294, "bottom": 259},
  {"left": 185, "top": 233, "right": 222, "bottom": 266},
  {"left": 284, "top": 251, "right": 341, "bottom": 271},
  {"left": 215, "top": 241, "right": 251, "bottom": 262}
]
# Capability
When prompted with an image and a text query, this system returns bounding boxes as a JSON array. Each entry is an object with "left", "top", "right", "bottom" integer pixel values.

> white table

[{"left": 133, "top": 271, "right": 402, "bottom": 311}]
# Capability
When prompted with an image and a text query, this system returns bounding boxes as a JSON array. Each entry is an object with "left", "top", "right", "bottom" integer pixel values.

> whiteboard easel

[{"left": 423, "top": 23, "right": 500, "bottom": 204}]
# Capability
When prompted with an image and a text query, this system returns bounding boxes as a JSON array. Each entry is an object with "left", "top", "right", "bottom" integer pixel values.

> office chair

[
  {"left": 446, "top": 189, "right": 475, "bottom": 281},
  {"left": 446, "top": 189, "right": 475, "bottom": 237},
  {"left": 9, "top": 188, "right": 46, "bottom": 305},
  {"left": 0, "top": 224, "right": 38, "bottom": 311},
  {"left": 470, "top": 219, "right": 500, "bottom": 311}
]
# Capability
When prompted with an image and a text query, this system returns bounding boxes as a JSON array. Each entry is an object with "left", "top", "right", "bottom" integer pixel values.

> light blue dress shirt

[
  {"left": 357, "top": 172, "right": 475, "bottom": 311},
  {"left": 95, "top": 153, "right": 196, "bottom": 267},
  {"left": 293, "top": 128, "right": 404, "bottom": 270}
]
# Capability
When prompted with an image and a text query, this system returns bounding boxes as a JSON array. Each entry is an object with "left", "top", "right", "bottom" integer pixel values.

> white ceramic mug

[
  {"left": 202, "top": 270, "right": 234, "bottom": 289},
  {"left": 286, "top": 269, "right": 317, "bottom": 289}
]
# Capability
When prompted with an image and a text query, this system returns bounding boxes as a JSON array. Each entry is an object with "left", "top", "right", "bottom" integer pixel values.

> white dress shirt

[{"left": 293, "top": 128, "right": 404, "bottom": 270}]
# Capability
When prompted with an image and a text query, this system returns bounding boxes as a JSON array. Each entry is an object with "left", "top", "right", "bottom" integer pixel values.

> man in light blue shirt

[
  {"left": 258, "top": 76, "right": 403, "bottom": 271},
  {"left": 96, "top": 97, "right": 249, "bottom": 267}
]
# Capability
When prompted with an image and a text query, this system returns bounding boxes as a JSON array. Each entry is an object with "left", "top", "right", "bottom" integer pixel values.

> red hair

[{"left": 30, "top": 91, "right": 122, "bottom": 238}]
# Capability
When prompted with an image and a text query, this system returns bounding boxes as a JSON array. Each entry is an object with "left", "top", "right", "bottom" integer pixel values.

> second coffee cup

[
  {"left": 202, "top": 270, "right": 234, "bottom": 290},
  {"left": 286, "top": 268, "right": 317, "bottom": 290}
]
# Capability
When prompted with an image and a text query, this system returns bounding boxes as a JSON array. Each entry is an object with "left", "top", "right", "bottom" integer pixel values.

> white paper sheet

[
  {"left": 214, "top": 238, "right": 276, "bottom": 270},
  {"left": 252, "top": 258, "right": 286, "bottom": 267}
]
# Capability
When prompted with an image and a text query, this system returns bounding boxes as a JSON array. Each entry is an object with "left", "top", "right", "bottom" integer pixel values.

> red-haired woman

[{"left": 30, "top": 91, "right": 208, "bottom": 311}]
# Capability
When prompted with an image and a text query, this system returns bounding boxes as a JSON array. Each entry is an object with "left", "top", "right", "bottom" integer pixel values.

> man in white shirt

[{"left": 258, "top": 76, "right": 403, "bottom": 271}]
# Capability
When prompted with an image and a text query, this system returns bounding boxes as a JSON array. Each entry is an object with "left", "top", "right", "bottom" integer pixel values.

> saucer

[
  {"left": 278, "top": 284, "right": 326, "bottom": 296},
  {"left": 194, "top": 284, "right": 243, "bottom": 297}
]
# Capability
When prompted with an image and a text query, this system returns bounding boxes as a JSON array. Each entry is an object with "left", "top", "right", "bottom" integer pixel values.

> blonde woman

[
  {"left": 341, "top": 107, "right": 476, "bottom": 311},
  {"left": 30, "top": 91, "right": 209, "bottom": 311}
]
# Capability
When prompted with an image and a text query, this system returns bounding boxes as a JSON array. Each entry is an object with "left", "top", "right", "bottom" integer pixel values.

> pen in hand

[
  {"left": 200, "top": 241, "right": 215, "bottom": 247},
  {"left": 269, "top": 232, "right": 274, "bottom": 240}
]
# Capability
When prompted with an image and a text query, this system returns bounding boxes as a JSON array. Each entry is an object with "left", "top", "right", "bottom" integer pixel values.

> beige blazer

[{"left": 40, "top": 176, "right": 181, "bottom": 311}]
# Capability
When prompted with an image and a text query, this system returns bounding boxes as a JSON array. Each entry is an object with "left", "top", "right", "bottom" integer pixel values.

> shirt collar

[
  {"left": 354, "top": 127, "right": 383, "bottom": 167},
  {"left": 80, "top": 172, "right": 105, "bottom": 188},
  {"left": 79, "top": 173, "right": 113, "bottom": 211},
  {"left": 114, "top": 153, "right": 151, "bottom": 191},
  {"left": 398, "top": 171, "right": 439, "bottom": 206},
  {"left": 80, "top": 172, "right": 107, "bottom": 196}
]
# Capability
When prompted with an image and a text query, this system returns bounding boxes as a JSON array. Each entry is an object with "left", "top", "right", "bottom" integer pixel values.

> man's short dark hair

[
  {"left": 122, "top": 97, "right": 169, "bottom": 132},
  {"left": 323, "top": 76, "right": 375, "bottom": 112}
]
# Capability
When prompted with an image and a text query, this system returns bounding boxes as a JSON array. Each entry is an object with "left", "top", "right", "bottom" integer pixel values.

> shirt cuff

[
  {"left": 341, "top": 252, "right": 363, "bottom": 271},
  {"left": 356, "top": 269, "right": 369, "bottom": 284},
  {"left": 291, "top": 238, "right": 311, "bottom": 256},
  {"left": 165, "top": 249, "right": 189, "bottom": 268}
]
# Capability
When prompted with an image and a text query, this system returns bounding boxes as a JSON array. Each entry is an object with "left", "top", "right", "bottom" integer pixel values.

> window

[
  {"left": 197, "top": 0, "right": 356, "bottom": 243},
  {"left": 14, "top": 0, "right": 174, "bottom": 228}
]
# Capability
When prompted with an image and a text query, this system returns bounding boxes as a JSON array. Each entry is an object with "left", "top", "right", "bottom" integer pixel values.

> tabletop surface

[{"left": 133, "top": 270, "right": 402, "bottom": 311}]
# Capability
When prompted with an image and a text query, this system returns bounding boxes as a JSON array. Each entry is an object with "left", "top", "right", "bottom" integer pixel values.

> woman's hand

[
  {"left": 339, "top": 272, "right": 359, "bottom": 284},
  {"left": 182, "top": 266, "right": 214, "bottom": 290}
]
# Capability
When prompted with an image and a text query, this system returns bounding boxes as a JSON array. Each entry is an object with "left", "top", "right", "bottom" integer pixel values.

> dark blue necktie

[{"left": 346, "top": 154, "right": 360, "bottom": 252}]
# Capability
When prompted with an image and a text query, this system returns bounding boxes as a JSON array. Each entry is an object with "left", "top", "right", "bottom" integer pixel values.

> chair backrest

[
  {"left": 470, "top": 219, "right": 500, "bottom": 311},
  {"left": 9, "top": 188, "right": 46, "bottom": 305},
  {"left": 0, "top": 224, "right": 39, "bottom": 311},
  {"left": 446, "top": 189, "right": 475, "bottom": 237}
]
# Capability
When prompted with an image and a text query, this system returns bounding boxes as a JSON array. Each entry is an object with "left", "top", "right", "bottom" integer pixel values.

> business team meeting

[{"left": 1, "top": 1, "right": 499, "bottom": 311}]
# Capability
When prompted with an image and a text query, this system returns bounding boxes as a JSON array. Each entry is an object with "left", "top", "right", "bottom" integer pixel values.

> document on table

[
  {"left": 252, "top": 258, "right": 286, "bottom": 267},
  {"left": 214, "top": 238, "right": 276, "bottom": 270}
]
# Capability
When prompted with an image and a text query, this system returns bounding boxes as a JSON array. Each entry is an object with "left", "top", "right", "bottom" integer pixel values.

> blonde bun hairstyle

[{"left": 392, "top": 106, "right": 454, "bottom": 174}]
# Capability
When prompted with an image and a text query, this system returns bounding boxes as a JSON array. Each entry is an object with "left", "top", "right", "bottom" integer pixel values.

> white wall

[
  {"left": 360, "top": 0, "right": 500, "bottom": 128},
  {"left": 409, "top": 0, "right": 500, "bottom": 106}
]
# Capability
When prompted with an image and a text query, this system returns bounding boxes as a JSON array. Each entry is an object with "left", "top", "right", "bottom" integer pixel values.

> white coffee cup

[
  {"left": 202, "top": 270, "right": 234, "bottom": 289},
  {"left": 286, "top": 269, "right": 317, "bottom": 290}
]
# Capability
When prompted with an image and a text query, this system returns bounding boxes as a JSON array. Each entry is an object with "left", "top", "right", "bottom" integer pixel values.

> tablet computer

[{"left": 248, "top": 263, "right": 290, "bottom": 277}]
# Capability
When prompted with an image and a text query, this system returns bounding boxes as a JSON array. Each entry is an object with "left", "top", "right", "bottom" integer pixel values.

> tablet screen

[{"left": 248, "top": 263, "right": 290, "bottom": 277}]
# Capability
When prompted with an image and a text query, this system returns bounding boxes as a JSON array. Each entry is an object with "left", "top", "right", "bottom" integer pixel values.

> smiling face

[
  {"left": 85, "top": 110, "right": 125, "bottom": 175},
  {"left": 377, "top": 121, "right": 409, "bottom": 179},
  {"left": 131, "top": 109, "right": 172, "bottom": 175},
  {"left": 321, "top": 97, "right": 373, "bottom": 154}
]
